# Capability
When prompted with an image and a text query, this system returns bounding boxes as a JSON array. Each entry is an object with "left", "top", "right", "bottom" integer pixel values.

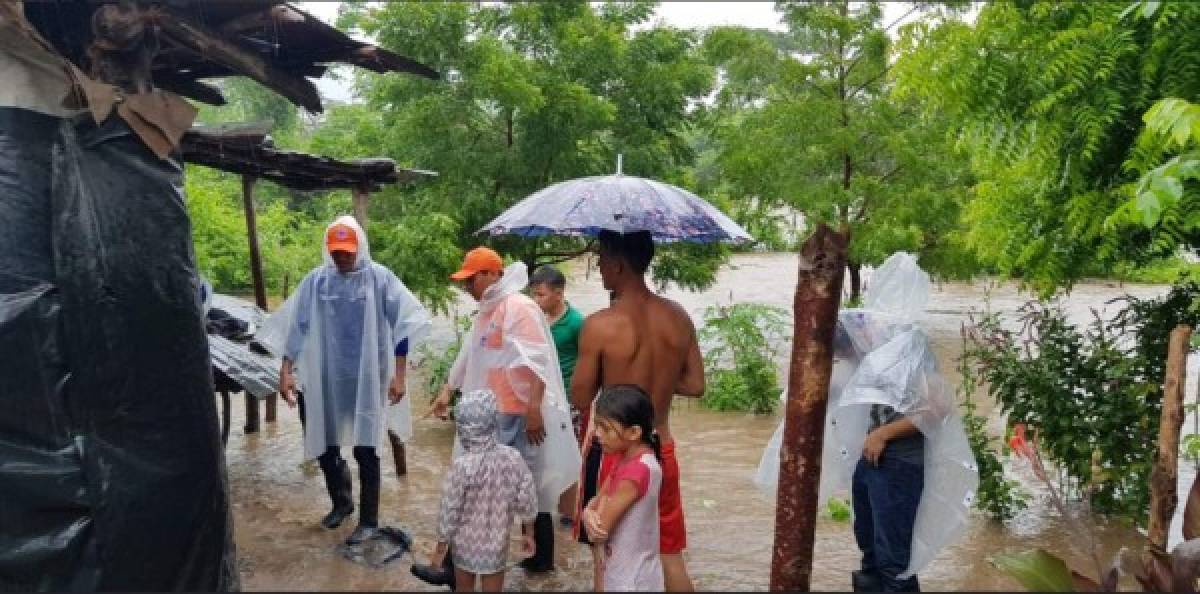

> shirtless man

[{"left": 571, "top": 230, "right": 704, "bottom": 592}]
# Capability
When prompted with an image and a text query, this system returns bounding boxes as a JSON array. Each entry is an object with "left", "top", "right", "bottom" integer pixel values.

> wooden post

[
  {"left": 352, "top": 184, "right": 370, "bottom": 228},
  {"left": 1147, "top": 324, "right": 1192, "bottom": 550},
  {"left": 388, "top": 431, "right": 408, "bottom": 477},
  {"left": 771, "top": 224, "right": 849, "bottom": 592},
  {"left": 241, "top": 175, "right": 268, "bottom": 310},
  {"left": 243, "top": 392, "right": 261, "bottom": 434}
]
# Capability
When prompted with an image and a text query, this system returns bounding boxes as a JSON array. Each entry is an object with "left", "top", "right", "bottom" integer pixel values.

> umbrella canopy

[{"left": 479, "top": 172, "right": 754, "bottom": 244}]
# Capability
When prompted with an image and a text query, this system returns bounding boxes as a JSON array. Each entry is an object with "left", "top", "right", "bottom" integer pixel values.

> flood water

[{"left": 226, "top": 252, "right": 1190, "bottom": 591}]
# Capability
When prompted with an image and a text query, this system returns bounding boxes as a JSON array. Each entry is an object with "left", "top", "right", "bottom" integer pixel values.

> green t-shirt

[{"left": 550, "top": 302, "right": 584, "bottom": 386}]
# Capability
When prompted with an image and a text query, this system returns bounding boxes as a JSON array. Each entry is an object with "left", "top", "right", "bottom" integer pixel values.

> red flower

[{"left": 1009, "top": 423, "right": 1035, "bottom": 460}]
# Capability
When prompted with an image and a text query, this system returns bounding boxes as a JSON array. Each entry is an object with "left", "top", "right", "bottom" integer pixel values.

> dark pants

[
  {"left": 317, "top": 446, "right": 381, "bottom": 527},
  {"left": 852, "top": 457, "right": 923, "bottom": 592}
]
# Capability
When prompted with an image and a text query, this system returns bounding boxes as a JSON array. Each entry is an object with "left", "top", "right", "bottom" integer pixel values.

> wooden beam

[
  {"left": 155, "top": 8, "right": 323, "bottom": 112},
  {"left": 771, "top": 223, "right": 849, "bottom": 592},
  {"left": 241, "top": 175, "right": 269, "bottom": 310}
]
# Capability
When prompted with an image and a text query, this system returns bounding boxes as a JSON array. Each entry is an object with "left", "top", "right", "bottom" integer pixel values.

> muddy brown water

[{"left": 227, "top": 252, "right": 1191, "bottom": 591}]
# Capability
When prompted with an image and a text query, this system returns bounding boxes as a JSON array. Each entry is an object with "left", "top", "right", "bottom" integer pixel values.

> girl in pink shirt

[{"left": 582, "top": 385, "right": 664, "bottom": 592}]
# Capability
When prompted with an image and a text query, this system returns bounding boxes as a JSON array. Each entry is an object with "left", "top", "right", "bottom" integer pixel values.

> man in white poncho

[
  {"left": 431, "top": 247, "right": 581, "bottom": 574},
  {"left": 755, "top": 252, "right": 978, "bottom": 592},
  {"left": 276, "top": 216, "right": 431, "bottom": 546}
]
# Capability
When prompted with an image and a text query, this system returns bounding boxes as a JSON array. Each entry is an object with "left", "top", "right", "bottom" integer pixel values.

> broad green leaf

[
  {"left": 1136, "top": 186, "right": 1163, "bottom": 227},
  {"left": 1151, "top": 174, "right": 1185, "bottom": 205},
  {"left": 991, "top": 549, "right": 1077, "bottom": 592}
]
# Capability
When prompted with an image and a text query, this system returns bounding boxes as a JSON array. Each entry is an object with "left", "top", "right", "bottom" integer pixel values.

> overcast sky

[{"left": 297, "top": 1, "right": 964, "bottom": 103}]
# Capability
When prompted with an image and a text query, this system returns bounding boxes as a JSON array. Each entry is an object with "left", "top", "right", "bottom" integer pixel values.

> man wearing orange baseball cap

[
  {"left": 448, "top": 246, "right": 505, "bottom": 288},
  {"left": 420, "top": 248, "right": 580, "bottom": 577},
  {"left": 276, "top": 215, "right": 431, "bottom": 547}
]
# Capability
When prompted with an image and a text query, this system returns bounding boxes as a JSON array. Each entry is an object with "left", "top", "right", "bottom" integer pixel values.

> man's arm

[
  {"left": 675, "top": 321, "right": 705, "bottom": 398},
  {"left": 520, "top": 368, "right": 546, "bottom": 445},
  {"left": 862, "top": 417, "right": 920, "bottom": 465},
  {"left": 389, "top": 354, "right": 407, "bottom": 404},
  {"left": 571, "top": 316, "right": 605, "bottom": 412}
]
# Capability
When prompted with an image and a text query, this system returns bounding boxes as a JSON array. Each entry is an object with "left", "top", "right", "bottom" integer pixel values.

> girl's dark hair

[{"left": 594, "top": 384, "right": 661, "bottom": 461}]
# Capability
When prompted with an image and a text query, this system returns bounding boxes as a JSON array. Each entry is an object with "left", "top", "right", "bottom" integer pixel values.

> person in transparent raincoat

[
  {"left": 273, "top": 215, "right": 432, "bottom": 546},
  {"left": 430, "top": 248, "right": 582, "bottom": 573},
  {"left": 755, "top": 252, "right": 979, "bottom": 592}
]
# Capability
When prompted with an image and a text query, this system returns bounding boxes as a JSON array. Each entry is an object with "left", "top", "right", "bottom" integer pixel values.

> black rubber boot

[
  {"left": 852, "top": 569, "right": 883, "bottom": 592},
  {"left": 354, "top": 446, "right": 381, "bottom": 528},
  {"left": 318, "top": 451, "right": 354, "bottom": 530},
  {"left": 519, "top": 512, "right": 555, "bottom": 573}
]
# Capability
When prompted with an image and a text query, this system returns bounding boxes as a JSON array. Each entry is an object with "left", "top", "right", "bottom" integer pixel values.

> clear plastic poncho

[
  {"left": 754, "top": 252, "right": 979, "bottom": 578},
  {"left": 445, "top": 262, "right": 581, "bottom": 513},
  {"left": 265, "top": 216, "right": 432, "bottom": 460}
]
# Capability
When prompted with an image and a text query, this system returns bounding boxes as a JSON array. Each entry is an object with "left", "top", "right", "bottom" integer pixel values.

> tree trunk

[
  {"left": 1147, "top": 324, "right": 1192, "bottom": 550},
  {"left": 771, "top": 223, "right": 849, "bottom": 592},
  {"left": 847, "top": 260, "right": 862, "bottom": 304}
]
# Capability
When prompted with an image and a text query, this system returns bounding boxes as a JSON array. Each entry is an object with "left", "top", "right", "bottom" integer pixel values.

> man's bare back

[{"left": 573, "top": 292, "right": 704, "bottom": 444}]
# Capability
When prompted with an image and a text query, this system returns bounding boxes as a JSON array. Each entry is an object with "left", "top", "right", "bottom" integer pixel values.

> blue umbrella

[{"left": 479, "top": 156, "right": 753, "bottom": 244}]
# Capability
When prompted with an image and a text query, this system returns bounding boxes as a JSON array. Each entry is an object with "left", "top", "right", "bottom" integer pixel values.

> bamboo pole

[
  {"left": 1147, "top": 324, "right": 1192, "bottom": 550},
  {"left": 771, "top": 224, "right": 849, "bottom": 592}
]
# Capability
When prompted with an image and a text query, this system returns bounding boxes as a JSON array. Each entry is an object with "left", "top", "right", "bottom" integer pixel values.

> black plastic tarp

[{"left": 0, "top": 106, "right": 237, "bottom": 590}]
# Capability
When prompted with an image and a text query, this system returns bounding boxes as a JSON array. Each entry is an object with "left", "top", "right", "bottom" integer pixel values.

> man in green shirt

[{"left": 529, "top": 264, "right": 585, "bottom": 528}]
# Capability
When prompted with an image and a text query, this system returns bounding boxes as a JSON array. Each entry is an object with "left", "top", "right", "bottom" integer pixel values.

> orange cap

[
  {"left": 450, "top": 247, "right": 503, "bottom": 280},
  {"left": 326, "top": 223, "right": 359, "bottom": 253}
]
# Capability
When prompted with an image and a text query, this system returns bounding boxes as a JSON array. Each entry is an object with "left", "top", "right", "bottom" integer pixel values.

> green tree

[
  {"left": 331, "top": 1, "right": 729, "bottom": 292},
  {"left": 1113, "top": 96, "right": 1200, "bottom": 255},
  {"left": 702, "top": 1, "right": 976, "bottom": 300},
  {"left": 894, "top": 1, "right": 1200, "bottom": 295}
]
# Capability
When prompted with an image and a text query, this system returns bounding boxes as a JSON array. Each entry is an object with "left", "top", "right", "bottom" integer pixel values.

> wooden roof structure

[
  {"left": 21, "top": 0, "right": 438, "bottom": 113},
  {"left": 182, "top": 124, "right": 436, "bottom": 192}
]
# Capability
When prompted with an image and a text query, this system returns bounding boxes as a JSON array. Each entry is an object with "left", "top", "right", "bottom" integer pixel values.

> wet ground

[{"left": 227, "top": 252, "right": 1187, "bottom": 591}]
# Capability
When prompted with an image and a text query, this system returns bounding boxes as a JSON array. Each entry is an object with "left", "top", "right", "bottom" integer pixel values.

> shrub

[
  {"left": 698, "top": 303, "right": 790, "bottom": 414},
  {"left": 963, "top": 281, "right": 1200, "bottom": 523}
]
